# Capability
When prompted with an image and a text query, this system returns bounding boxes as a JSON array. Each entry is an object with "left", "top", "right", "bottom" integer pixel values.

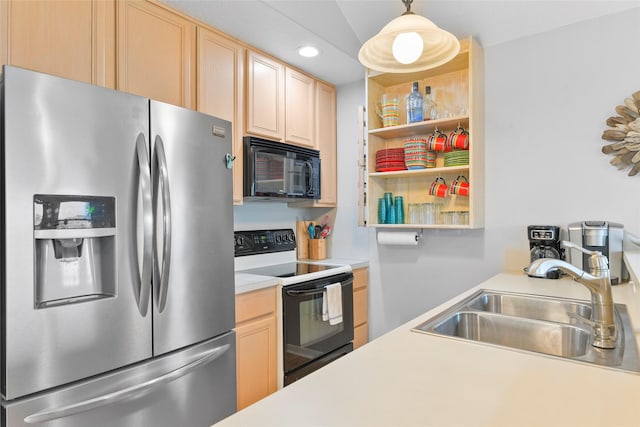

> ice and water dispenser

[{"left": 34, "top": 195, "right": 116, "bottom": 308}]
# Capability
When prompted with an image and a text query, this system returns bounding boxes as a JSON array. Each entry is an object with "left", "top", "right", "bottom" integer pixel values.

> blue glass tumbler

[
  {"left": 394, "top": 196, "right": 404, "bottom": 224},
  {"left": 384, "top": 192, "right": 393, "bottom": 224},
  {"left": 378, "top": 198, "right": 387, "bottom": 224}
]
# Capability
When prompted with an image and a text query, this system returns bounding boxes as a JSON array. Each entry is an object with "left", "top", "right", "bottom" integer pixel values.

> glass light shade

[
  {"left": 392, "top": 32, "right": 423, "bottom": 64},
  {"left": 358, "top": 13, "right": 460, "bottom": 73}
]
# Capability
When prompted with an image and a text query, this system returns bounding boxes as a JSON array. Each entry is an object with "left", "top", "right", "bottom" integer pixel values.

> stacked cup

[
  {"left": 403, "top": 137, "right": 436, "bottom": 169},
  {"left": 403, "top": 138, "right": 427, "bottom": 169}
]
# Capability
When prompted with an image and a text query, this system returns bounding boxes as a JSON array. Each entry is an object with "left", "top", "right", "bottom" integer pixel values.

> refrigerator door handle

[
  {"left": 136, "top": 133, "right": 153, "bottom": 316},
  {"left": 23, "top": 343, "right": 231, "bottom": 424},
  {"left": 153, "top": 135, "right": 172, "bottom": 313}
]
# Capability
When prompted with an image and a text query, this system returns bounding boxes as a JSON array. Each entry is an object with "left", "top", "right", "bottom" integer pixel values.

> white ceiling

[{"left": 162, "top": 0, "right": 640, "bottom": 86}]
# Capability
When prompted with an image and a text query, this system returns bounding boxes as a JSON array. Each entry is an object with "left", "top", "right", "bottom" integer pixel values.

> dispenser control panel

[{"left": 34, "top": 195, "right": 115, "bottom": 229}]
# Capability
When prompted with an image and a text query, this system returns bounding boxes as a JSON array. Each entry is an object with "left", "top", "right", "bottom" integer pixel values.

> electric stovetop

[{"left": 241, "top": 262, "right": 344, "bottom": 278}]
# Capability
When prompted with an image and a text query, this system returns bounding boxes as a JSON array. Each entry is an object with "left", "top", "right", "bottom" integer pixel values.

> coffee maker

[
  {"left": 527, "top": 225, "right": 564, "bottom": 279},
  {"left": 567, "top": 221, "right": 627, "bottom": 285}
]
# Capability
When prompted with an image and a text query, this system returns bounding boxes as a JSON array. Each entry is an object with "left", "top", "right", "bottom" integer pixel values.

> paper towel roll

[{"left": 377, "top": 231, "right": 421, "bottom": 246}]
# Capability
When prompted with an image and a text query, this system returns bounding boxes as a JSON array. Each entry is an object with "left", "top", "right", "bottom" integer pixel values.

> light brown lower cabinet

[
  {"left": 235, "top": 287, "right": 277, "bottom": 411},
  {"left": 353, "top": 267, "right": 369, "bottom": 349}
]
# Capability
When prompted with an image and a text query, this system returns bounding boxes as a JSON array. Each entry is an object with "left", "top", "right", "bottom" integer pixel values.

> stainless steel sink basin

[
  {"left": 466, "top": 291, "right": 592, "bottom": 324},
  {"left": 413, "top": 290, "right": 640, "bottom": 373},
  {"left": 433, "top": 311, "right": 590, "bottom": 358}
]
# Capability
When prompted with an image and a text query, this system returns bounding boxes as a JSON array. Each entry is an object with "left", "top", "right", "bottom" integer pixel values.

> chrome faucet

[{"left": 527, "top": 241, "right": 617, "bottom": 349}]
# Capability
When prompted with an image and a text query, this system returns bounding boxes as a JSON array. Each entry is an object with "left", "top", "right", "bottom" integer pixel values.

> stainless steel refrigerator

[{"left": 0, "top": 65, "right": 237, "bottom": 426}]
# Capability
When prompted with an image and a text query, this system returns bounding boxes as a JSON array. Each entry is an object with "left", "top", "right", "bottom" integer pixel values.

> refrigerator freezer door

[
  {"left": 1, "top": 332, "right": 237, "bottom": 427},
  {"left": 150, "top": 101, "right": 235, "bottom": 356},
  {"left": 1, "top": 66, "right": 152, "bottom": 399}
]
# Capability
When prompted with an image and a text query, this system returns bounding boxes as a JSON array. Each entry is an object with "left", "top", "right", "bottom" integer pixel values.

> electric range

[
  {"left": 234, "top": 229, "right": 351, "bottom": 284},
  {"left": 234, "top": 228, "right": 354, "bottom": 387}
]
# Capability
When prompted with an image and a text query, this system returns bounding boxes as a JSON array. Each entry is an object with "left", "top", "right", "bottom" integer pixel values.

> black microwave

[{"left": 243, "top": 136, "right": 321, "bottom": 201}]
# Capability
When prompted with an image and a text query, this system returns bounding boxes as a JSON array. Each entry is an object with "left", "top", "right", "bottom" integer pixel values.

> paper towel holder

[{"left": 376, "top": 229, "right": 423, "bottom": 245}]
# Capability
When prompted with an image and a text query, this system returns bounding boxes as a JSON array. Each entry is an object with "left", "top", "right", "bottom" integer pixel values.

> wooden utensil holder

[
  {"left": 296, "top": 221, "right": 309, "bottom": 259},
  {"left": 308, "top": 239, "right": 326, "bottom": 260}
]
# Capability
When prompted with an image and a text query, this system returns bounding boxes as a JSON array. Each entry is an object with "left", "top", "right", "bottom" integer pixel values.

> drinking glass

[{"left": 394, "top": 196, "right": 404, "bottom": 224}]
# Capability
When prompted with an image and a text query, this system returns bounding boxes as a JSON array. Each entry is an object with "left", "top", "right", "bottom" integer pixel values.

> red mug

[
  {"left": 450, "top": 175, "right": 470, "bottom": 196},
  {"left": 447, "top": 126, "right": 469, "bottom": 150},
  {"left": 429, "top": 177, "right": 448, "bottom": 198},
  {"left": 426, "top": 129, "right": 448, "bottom": 152}
]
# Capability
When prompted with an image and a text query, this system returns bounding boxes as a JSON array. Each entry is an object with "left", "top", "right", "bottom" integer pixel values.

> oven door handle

[
  {"left": 285, "top": 281, "right": 349, "bottom": 297},
  {"left": 285, "top": 288, "right": 325, "bottom": 297}
]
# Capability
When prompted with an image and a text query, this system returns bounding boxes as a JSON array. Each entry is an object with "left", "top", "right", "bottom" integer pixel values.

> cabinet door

[
  {"left": 117, "top": 0, "right": 195, "bottom": 108},
  {"left": 0, "top": 0, "right": 115, "bottom": 87},
  {"left": 353, "top": 268, "right": 369, "bottom": 349},
  {"left": 246, "top": 50, "right": 285, "bottom": 140},
  {"left": 285, "top": 67, "right": 316, "bottom": 148},
  {"left": 315, "top": 81, "right": 337, "bottom": 206},
  {"left": 235, "top": 288, "right": 277, "bottom": 410},
  {"left": 236, "top": 315, "right": 277, "bottom": 410},
  {"left": 197, "top": 28, "right": 245, "bottom": 205}
]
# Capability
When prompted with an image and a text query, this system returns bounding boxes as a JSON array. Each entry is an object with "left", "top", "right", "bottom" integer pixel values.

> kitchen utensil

[
  {"left": 320, "top": 226, "right": 331, "bottom": 239},
  {"left": 315, "top": 225, "right": 322, "bottom": 238},
  {"left": 308, "top": 223, "right": 315, "bottom": 239}
]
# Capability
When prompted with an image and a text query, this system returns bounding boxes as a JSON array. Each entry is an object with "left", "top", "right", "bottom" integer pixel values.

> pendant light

[{"left": 358, "top": 0, "right": 460, "bottom": 73}]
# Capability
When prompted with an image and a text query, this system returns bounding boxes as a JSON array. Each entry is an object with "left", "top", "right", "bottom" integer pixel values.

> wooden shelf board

[
  {"left": 368, "top": 116, "right": 469, "bottom": 138},
  {"left": 369, "top": 165, "right": 469, "bottom": 179}
]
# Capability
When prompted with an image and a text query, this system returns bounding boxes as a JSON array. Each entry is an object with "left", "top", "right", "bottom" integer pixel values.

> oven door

[{"left": 282, "top": 272, "right": 354, "bottom": 375}]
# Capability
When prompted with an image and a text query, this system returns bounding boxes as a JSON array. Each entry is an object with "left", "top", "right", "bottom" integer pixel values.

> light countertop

[{"left": 218, "top": 272, "right": 640, "bottom": 427}]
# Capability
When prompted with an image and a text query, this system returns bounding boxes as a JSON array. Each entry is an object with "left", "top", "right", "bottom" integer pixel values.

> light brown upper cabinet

[
  {"left": 0, "top": 0, "right": 115, "bottom": 87},
  {"left": 314, "top": 81, "right": 337, "bottom": 206},
  {"left": 246, "top": 50, "right": 321, "bottom": 150},
  {"left": 117, "top": 0, "right": 195, "bottom": 108},
  {"left": 197, "top": 27, "right": 245, "bottom": 205},
  {"left": 285, "top": 67, "right": 316, "bottom": 149},
  {"left": 245, "top": 50, "right": 285, "bottom": 141}
]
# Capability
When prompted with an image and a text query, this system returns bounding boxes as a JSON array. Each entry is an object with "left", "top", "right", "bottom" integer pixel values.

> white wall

[
  {"left": 358, "top": 8, "right": 640, "bottom": 339},
  {"left": 331, "top": 80, "right": 369, "bottom": 259}
]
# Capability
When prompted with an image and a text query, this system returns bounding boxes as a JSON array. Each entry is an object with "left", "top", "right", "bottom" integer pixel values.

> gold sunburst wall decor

[{"left": 601, "top": 91, "right": 640, "bottom": 176}]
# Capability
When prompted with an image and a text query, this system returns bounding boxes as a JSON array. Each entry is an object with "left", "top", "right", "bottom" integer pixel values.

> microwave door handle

[
  {"left": 153, "top": 136, "right": 172, "bottom": 313},
  {"left": 305, "top": 161, "right": 313, "bottom": 195},
  {"left": 135, "top": 133, "right": 152, "bottom": 316},
  {"left": 22, "top": 344, "right": 230, "bottom": 424}
]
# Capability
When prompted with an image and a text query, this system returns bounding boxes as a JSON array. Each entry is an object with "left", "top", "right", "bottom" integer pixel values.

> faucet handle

[
  {"left": 561, "top": 240, "right": 609, "bottom": 273},
  {"left": 561, "top": 240, "right": 601, "bottom": 256}
]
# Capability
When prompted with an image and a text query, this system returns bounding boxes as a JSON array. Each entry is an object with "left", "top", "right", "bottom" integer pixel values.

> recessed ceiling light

[{"left": 297, "top": 46, "right": 319, "bottom": 58}]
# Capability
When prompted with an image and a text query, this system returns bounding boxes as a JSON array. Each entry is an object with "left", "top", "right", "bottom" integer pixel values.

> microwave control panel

[{"left": 234, "top": 229, "right": 296, "bottom": 257}]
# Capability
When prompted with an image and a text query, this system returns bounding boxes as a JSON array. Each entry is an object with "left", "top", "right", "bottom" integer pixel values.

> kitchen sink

[
  {"left": 433, "top": 312, "right": 590, "bottom": 358},
  {"left": 465, "top": 291, "right": 592, "bottom": 324},
  {"left": 413, "top": 290, "right": 640, "bottom": 373}
]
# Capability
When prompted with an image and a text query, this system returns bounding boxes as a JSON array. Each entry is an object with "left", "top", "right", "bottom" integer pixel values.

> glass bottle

[
  {"left": 423, "top": 86, "right": 438, "bottom": 121},
  {"left": 406, "top": 82, "right": 423, "bottom": 123}
]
